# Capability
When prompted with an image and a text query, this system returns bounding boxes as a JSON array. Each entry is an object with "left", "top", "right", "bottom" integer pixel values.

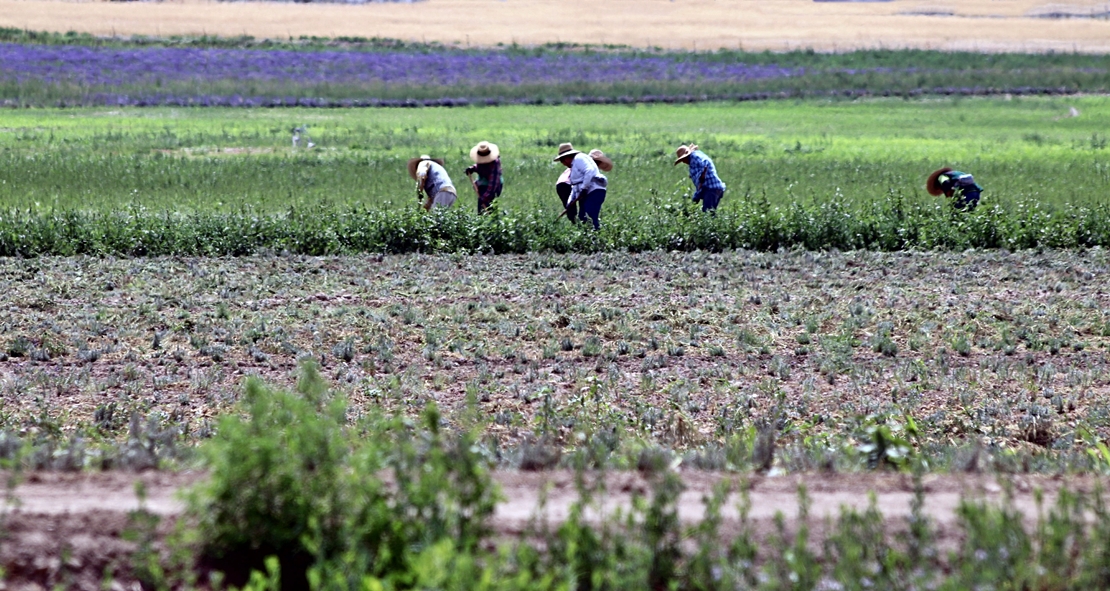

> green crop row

[{"left": 2, "top": 194, "right": 1109, "bottom": 256}]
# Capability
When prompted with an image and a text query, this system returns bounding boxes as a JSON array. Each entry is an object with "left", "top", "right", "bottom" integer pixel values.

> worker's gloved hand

[{"left": 464, "top": 165, "right": 477, "bottom": 175}]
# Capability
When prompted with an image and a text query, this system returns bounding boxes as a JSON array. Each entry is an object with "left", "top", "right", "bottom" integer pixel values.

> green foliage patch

[
  {"left": 1, "top": 97, "right": 1109, "bottom": 254},
  {"left": 188, "top": 363, "right": 499, "bottom": 589},
  {"left": 170, "top": 367, "right": 1110, "bottom": 590}
]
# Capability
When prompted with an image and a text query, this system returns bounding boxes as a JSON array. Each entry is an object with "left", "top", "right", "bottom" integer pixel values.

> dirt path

[
  {"left": 2, "top": 470, "right": 1099, "bottom": 590},
  {"left": 8, "top": 470, "right": 1076, "bottom": 522}
]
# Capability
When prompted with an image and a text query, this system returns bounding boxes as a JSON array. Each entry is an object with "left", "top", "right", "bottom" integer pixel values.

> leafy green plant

[
  {"left": 187, "top": 361, "right": 500, "bottom": 589},
  {"left": 857, "top": 414, "right": 918, "bottom": 470}
]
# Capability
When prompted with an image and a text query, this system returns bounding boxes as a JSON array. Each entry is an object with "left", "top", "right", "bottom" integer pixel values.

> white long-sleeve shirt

[
  {"left": 567, "top": 153, "right": 607, "bottom": 204},
  {"left": 416, "top": 160, "right": 456, "bottom": 197}
]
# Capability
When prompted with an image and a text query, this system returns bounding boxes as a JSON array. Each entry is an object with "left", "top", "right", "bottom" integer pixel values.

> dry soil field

[{"left": 2, "top": 0, "right": 1110, "bottom": 52}]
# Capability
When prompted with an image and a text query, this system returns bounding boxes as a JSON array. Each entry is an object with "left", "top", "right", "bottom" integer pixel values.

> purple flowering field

[
  {"left": 0, "top": 42, "right": 805, "bottom": 106},
  {"left": 2, "top": 40, "right": 1100, "bottom": 107},
  {"left": 0, "top": 43, "right": 797, "bottom": 86}
]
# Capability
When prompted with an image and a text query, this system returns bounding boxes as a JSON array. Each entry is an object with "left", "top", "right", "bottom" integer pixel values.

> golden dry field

[{"left": 1, "top": 0, "right": 1109, "bottom": 52}]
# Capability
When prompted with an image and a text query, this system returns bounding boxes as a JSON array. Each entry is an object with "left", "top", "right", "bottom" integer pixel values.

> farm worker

[
  {"left": 674, "top": 144, "right": 726, "bottom": 212},
  {"left": 408, "top": 155, "right": 457, "bottom": 211},
  {"left": 464, "top": 141, "right": 503, "bottom": 214},
  {"left": 927, "top": 167, "right": 982, "bottom": 211},
  {"left": 555, "top": 167, "right": 578, "bottom": 224},
  {"left": 554, "top": 143, "right": 611, "bottom": 230}
]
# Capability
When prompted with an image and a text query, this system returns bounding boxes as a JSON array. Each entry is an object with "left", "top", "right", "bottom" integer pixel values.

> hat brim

[
  {"left": 674, "top": 154, "right": 690, "bottom": 166},
  {"left": 553, "top": 150, "right": 581, "bottom": 162},
  {"left": 470, "top": 143, "right": 500, "bottom": 164},
  {"left": 592, "top": 155, "right": 614, "bottom": 172},
  {"left": 926, "top": 167, "right": 954, "bottom": 196},
  {"left": 408, "top": 156, "right": 446, "bottom": 180}
]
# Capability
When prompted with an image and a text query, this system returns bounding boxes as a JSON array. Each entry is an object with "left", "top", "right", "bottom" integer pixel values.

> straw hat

[
  {"left": 589, "top": 149, "right": 613, "bottom": 172},
  {"left": 926, "top": 167, "right": 954, "bottom": 196},
  {"left": 407, "top": 155, "right": 445, "bottom": 180},
  {"left": 553, "top": 143, "right": 581, "bottom": 162},
  {"left": 469, "top": 141, "right": 500, "bottom": 164},
  {"left": 673, "top": 144, "right": 698, "bottom": 165}
]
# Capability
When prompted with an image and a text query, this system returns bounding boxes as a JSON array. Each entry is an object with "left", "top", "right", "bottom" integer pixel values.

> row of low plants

[
  {"left": 100, "top": 364, "right": 1110, "bottom": 590},
  {"left": 2, "top": 195, "right": 1109, "bottom": 256}
]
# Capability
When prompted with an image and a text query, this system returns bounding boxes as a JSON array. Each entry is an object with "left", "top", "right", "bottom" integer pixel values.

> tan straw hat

[
  {"left": 926, "top": 167, "right": 954, "bottom": 196},
  {"left": 553, "top": 142, "right": 581, "bottom": 162},
  {"left": 407, "top": 154, "right": 445, "bottom": 180},
  {"left": 470, "top": 141, "right": 500, "bottom": 164},
  {"left": 589, "top": 149, "right": 614, "bottom": 172},
  {"left": 673, "top": 144, "right": 698, "bottom": 165}
]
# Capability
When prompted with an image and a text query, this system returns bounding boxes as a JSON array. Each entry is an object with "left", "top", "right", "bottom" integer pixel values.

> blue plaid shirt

[{"left": 687, "top": 150, "right": 726, "bottom": 193}]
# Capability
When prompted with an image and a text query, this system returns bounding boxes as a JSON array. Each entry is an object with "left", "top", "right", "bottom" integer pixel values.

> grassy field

[
  {"left": 5, "top": 96, "right": 1105, "bottom": 211},
  {"left": 2, "top": 0, "right": 1110, "bottom": 52},
  {"left": 1, "top": 96, "right": 1108, "bottom": 253}
]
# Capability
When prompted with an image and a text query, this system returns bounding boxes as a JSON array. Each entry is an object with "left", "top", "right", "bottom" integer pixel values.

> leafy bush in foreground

[
  {"left": 3, "top": 194, "right": 1110, "bottom": 256},
  {"left": 187, "top": 363, "right": 499, "bottom": 589},
  {"left": 177, "top": 367, "right": 1110, "bottom": 591}
]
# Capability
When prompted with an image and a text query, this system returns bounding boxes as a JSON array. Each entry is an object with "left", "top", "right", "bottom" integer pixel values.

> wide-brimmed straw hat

[
  {"left": 926, "top": 167, "right": 954, "bottom": 196},
  {"left": 673, "top": 144, "right": 698, "bottom": 165},
  {"left": 407, "top": 155, "right": 445, "bottom": 180},
  {"left": 553, "top": 142, "right": 581, "bottom": 162},
  {"left": 470, "top": 141, "right": 500, "bottom": 164},
  {"left": 589, "top": 149, "right": 613, "bottom": 172}
]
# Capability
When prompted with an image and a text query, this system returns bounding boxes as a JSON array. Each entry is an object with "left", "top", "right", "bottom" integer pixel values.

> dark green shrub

[
  {"left": 189, "top": 363, "right": 350, "bottom": 588},
  {"left": 187, "top": 362, "right": 500, "bottom": 590}
]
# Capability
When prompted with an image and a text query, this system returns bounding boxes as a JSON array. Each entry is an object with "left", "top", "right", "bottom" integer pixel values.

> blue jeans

[
  {"left": 694, "top": 188, "right": 724, "bottom": 212},
  {"left": 577, "top": 188, "right": 606, "bottom": 230}
]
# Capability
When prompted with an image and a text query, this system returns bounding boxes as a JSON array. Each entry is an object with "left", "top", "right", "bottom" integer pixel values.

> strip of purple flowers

[{"left": 0, "top": 86, "right": 1084, "bottom": 109}]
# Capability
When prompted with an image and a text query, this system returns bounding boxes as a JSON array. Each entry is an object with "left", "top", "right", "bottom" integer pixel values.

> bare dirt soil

[
  {"left": 2, "top": 470, "right": 1102, "bottom": 590},
  {"left": 1, "top": 0, "right": 1109, "bottom": 52}
]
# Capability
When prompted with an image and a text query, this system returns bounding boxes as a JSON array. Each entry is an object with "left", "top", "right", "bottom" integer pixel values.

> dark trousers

[
  {"left": 477, "top": 184, "right": 501, "bottom": 214},
  {"left": 577, "top": 188, "right": 606, "bottom": 230},
  {"left": 556, "top": 183, "right": 578, "bottom": 223},
  {"left": 954, "top": 189, "right": 980, "bottom": 211},
  {"left": 695, "top": 188, "right": 724, "bottom": 212}
]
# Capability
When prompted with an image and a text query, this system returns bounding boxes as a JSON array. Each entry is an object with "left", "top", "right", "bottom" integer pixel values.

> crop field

[
  {"left": 3, "top": 248, "right": 1110, "bottom": 588},
  {"left": 2, "top": 0, "right": 1110, "bottom": 52},
  {"left": 2, "top": 96, "right": 1109, "bottom": 255},
  {"left": 5, "top": 249, "right": 1110, "bottom": 470},
  {"left": 5, "top": 22, "right": 1110, "bottom": 591}
]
